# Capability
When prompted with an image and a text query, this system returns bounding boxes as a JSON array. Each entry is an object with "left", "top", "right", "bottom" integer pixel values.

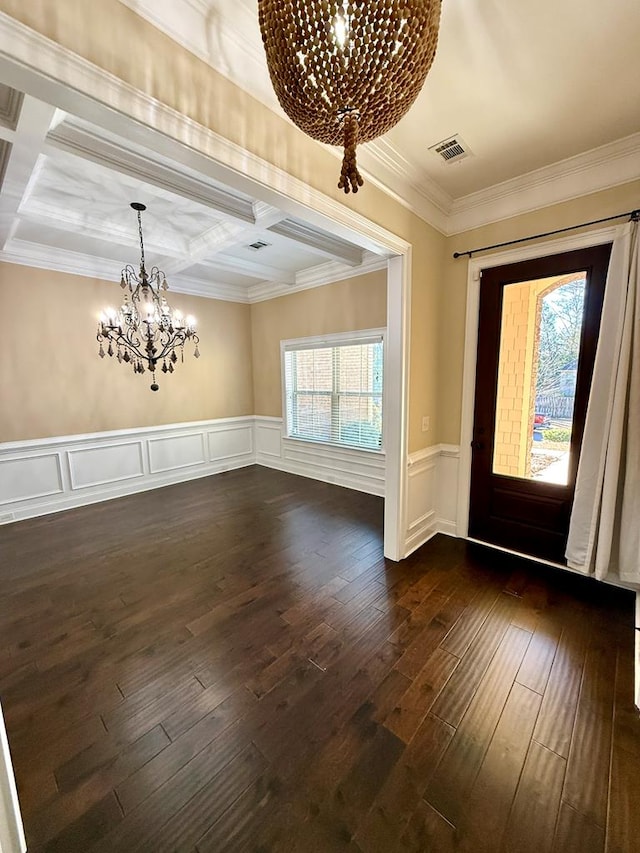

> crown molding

[
  {"left": 0, "top": 238, "right": 251, "bottom": 303},
  {"left": 447, "top": 132, "right": 640, "bottom": 234},
  {"left": 168, "top": 273, "right": 250, "bottom": 303},
  {"left": 0, "top": 239, "right": 387, "bottom": 305},
  {"left": 0, "top": 85, "right": 22, "bottom": 130},
  {"left": 268, "top": 219, "right": 364, "bottom": 267},
  {"left": 247, "top": 253, "right": 387, "bottom": 303}
]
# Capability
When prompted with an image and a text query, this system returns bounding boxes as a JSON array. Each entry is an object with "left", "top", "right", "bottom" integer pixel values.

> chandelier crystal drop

[
  {"left": 258, "top": 0, "right": 442, "bottom": 193},
  {"left": 97, "top": 202, "right": 200, "bottom": 391}
]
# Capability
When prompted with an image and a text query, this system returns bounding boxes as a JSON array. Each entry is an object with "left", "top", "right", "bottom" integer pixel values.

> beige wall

[
  {"left": 0, "top": 264, "right": 254, "bottom": 442},
  {"left": 439, "top": 180, "right": 640, "bottom": 445},
  {"left": 0, "top": 0, "right": 445, "bottom": 455},
  {"left": 250, "top": 271, "right": 387, "bottom": 417}
]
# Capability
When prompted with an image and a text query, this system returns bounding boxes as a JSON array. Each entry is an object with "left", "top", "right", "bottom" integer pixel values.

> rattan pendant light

[{"left": 258, "top": 0, "right": 442, "bottom": 193}]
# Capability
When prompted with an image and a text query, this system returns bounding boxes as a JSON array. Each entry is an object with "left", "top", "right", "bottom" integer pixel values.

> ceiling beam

[
  {"left": 268, "top": 219, "right": 364, "bottom": 267},
  {"left": 45, "top": 120, "right": 257, "bottom": 224},
  {"left": 0, "top": 95, "right": 57, "bottom": 249}
]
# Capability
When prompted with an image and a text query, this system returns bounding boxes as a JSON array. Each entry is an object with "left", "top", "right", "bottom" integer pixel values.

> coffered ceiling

[{"left": 0, "top": 86, "right": 384, "bottom": 302}]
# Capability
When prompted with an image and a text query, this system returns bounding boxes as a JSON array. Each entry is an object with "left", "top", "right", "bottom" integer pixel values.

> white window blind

[{"left": 283, "top": 334, "right": 383, "bottom": 451}]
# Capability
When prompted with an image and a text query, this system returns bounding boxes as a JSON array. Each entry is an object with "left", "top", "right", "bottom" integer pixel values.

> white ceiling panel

[
  {"left": 179, "top": 263, "right": 262, "bottom": 287},
  {"left": 218, "top": 229, "right": 326, "bottom": 273}
]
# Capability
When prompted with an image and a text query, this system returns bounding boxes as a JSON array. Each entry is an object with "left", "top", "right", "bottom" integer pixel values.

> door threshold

[
  {"left": 465, "top": 536, "right": 636, "bottom": 592},
  {"left": 466, "top": 536, "right": 568, "bottom": 571}
]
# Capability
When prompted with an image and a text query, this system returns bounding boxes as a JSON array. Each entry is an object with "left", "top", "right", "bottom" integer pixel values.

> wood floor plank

[
  {"left": 385, "top": 646, "right": 458, "bottom": 743},
  {"left": 562, "top": 628, "right": 616, "bottom": 827},
  {"left": 515, "top": 612, "right": 563, "bottom": 695},
  {"left": 142, "top": 743, "right": 266, "bottom": 853},
  {"left": 401, "top": 800, "right": 456, "bottom": 853},
  {"left": 26, "top": 726, "right": 170, "bottom": 849},
  {"left": 438, "top": 583, "right": 502, "bottom": 658},
  {"left": 501, "top": 740, "right": 566, "bottom": 853},
  {"left": 606, "top": 744, "right": 640, "bottom": 853},
  {"left": 355, "top": 713, "right": 454, "bottom": 853},
  {"left": 424, "top": 624, "right": 532, "bottom": 825},
  {"left": 552, "top": 802, "right": 605, "bottom": 853},
  {"left": 429, "top": 592, "right": 518, "bottom": 728},
  {"left": 41, "top": 792, "right": 123, "bottom": 853},
  {"left": 606, "top": 645, "right": 640, "bottom": 853},
  {"left": 454, "top": 682, "right": 542, "bottom": 852},
  {"left": 533, "top": 610, "right": 590, "bottom": 758}
]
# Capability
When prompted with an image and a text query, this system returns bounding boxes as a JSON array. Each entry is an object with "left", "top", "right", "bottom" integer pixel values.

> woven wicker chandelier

[{"left": 258, "top": 0, "right": 442, "bottom": 193}]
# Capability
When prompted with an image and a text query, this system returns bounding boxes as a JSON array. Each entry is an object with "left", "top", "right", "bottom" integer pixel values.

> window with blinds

[{"left": 283, "top": 332, "right": 384, "bottom": 451}]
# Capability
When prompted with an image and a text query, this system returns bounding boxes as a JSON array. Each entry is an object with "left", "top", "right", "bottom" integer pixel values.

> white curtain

[{"left": 566, "top": 220, "right": 640, "bottom": 583}]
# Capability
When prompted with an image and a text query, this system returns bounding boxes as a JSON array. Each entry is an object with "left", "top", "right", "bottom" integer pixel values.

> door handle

[{"left": 471, "top": 440, "right": 485, "bottom": 450}]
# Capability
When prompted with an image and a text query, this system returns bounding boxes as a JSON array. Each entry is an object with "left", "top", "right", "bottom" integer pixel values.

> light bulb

[
  {"left": 333, "top": 12, "right": 348, "bottom": 49},
  {"left": 186, "top": 315, "right": 196, "bottom": 328}
]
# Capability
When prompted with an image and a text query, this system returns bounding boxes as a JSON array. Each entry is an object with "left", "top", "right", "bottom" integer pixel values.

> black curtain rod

[{"left": 452, "top": 208, "right": 640, "bottom": 259}]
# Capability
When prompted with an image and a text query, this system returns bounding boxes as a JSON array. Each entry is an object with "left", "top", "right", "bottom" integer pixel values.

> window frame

[{"left": 280, "top": 327, "right": 386, "bottom": 454}]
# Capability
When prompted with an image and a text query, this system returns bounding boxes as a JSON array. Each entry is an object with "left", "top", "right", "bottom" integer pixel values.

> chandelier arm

[
  {"left": 99, "top": 326, "right": 153, "bottom": 367},
  {"left": 153, "top": 332, "right": 198, "bottom": 364}
]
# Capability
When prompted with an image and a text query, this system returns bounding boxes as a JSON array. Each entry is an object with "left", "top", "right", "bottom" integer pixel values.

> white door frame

[{"left": 456, "top": 224, "right": 619, "bottom": 538}]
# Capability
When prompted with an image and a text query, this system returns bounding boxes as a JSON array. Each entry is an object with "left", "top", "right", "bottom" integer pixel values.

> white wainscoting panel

[
  {"left": 68, "top": 441, "right": 144, "bottom": 490},
  {"left": 0, "top": 417, "right": 255, "bottom": 523},
  {"left": 148, "top": 432, "right": 206, "bottom": 474},
  {"left": 255, "top": 417, "right": 283, "bottom": 460},
  {"left": 254, "top": 416, "right": 386, "bottom": 497},
  {"left": 436, "top": 445, "right": 460, "bottom": 536},
  {"left": 404, "top": 444, "right": 461, "bottom": 556},
  {"left": 405, "top": 447, "right": 438, "bottom": 555},
  {"left": 0, "top": 453, "right": 62, "bottom": 505},
  {"left": 207, "top": 424, "right": 252, "bottom": 462}
]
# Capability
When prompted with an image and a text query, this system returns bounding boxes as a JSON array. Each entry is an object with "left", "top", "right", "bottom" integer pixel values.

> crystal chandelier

[
  {"left": 258, "top": 0, "right": 441, "bottom": 193},
  {"left": 97, "top": 203, "right": 200, "bottom": 392}
]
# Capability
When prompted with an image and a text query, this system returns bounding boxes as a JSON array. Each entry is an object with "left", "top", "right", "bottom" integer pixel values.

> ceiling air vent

[
  {"left": 247, "top": 239, "right": 270, "bottom": 251},
  {"left": 428, "top": 134, "right": 472, "bottom": 164}
]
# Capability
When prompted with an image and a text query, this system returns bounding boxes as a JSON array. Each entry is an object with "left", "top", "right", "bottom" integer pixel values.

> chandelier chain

[{"left": 137, "top": 209, "right": 146, "bottom": 272}]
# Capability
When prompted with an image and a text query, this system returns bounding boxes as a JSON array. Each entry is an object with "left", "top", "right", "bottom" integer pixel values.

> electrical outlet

[{"left": 422, "top": 416, "right": 430, "bottom": 432}]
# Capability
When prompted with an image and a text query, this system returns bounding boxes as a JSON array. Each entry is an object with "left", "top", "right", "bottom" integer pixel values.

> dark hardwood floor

[{"left": 0, "top": 466, "right": 638, "bottom": 852}]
